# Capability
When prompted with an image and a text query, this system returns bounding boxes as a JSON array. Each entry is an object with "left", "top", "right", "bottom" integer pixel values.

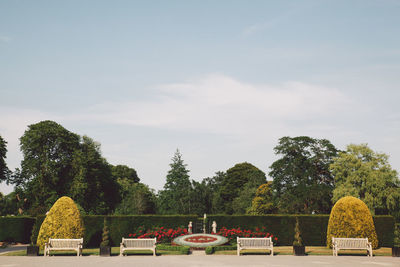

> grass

[
  {"left": 1, "top": 246, "right": 393, "bottom": 256},
  {"left": 215, "top": 246, "right": 392, "bottom": 256},
  {"left": 1, "top": 246, "right": 188, "bottom": 256}
]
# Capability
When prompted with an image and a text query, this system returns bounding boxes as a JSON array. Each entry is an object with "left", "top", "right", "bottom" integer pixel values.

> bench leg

[{"left": 270, "top": 248, "right": 273, "bottom": 256}]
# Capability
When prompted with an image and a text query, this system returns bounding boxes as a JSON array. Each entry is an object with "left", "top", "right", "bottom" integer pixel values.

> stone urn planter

[
  {"left": 26, "top": 245, "right": 39, "bottom": 256},
  {"left": 392, "top": 247, "right": 400, "bottom": 257},
  {"left": 100, "top": 246, "right": 111, "bottom": 256},
  {"left": 293, "top": 245, "right": 306, "bottom": 256}
]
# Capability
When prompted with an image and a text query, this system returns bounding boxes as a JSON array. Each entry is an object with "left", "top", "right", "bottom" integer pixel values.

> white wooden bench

[
  {"left": 237, "top": 237, "right": 273, "bottom": 256},
  {"left": 44, "top": 238, "right": 83, "bottom": 256},
  {"left": 120, "top": 238, "right": 157, "bottom": 256},
  {"left": 332, "top": 237, "right": 372, "bottom": 256}
]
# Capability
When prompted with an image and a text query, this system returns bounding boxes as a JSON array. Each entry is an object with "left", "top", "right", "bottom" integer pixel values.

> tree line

[{"left": 0, "top": 120, "right": 399, "bottom": 219}]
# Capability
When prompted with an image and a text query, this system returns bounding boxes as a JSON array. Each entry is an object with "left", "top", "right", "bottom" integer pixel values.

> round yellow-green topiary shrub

[
  {"left": 327, "top": 196, "right": 378, "bottom": 248},
  {"left": 36, "top": 196, "right": 85, "bottom": 248}
]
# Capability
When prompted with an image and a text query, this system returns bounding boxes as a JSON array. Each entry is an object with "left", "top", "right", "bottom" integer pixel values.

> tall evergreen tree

[{"left": 158, "top": 149, "right": 192, "bottom": 214}]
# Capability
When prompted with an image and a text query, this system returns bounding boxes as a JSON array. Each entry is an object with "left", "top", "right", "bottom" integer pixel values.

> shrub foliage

[
  {"left": 36, "top": 196, "right": 85, "bottom": 248},
  {"left": 327, "top": 196, "right": 378, "bottom": 248}
]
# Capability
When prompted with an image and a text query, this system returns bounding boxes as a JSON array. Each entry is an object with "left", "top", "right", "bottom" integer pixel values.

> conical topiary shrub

[
  {"left": 36, "top": 196, "right": 85, "bottom": 249},
  {"left": 327, "top": 196, "right": 378, "bottom": 249}
]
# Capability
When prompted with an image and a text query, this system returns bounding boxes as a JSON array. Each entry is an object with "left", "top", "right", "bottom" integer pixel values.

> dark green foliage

[
  {"left": 114, "top": 183, "right": 156, "bottom": 215},
  {"left": 0, "top": 216, "right": 35, "bottom": 243},
  {"left": 0, "top": 135, "right": 10, "bottom": 182},
  {"left": 15, "top": 121, "right": 120, "bottom": 215},
  {"left": 219, "top": 162, "right": 266, "bottom": 214},
  {"left": 297, "top": 215, "right": 329, "bottom": 246},
  {"left": 207, "top": 215, "right": 297, "bottom": 245},
  {"left": 394, "top": 223, "right": 400, "bottom": 247},
  {"left": 107, "top": 215, "right": 198, "bottom": 246},
  {"left": 112, "top": 165, "right": 140, "bottom": 185},
  {"left": 158, "top": 149, "right": 192, "bottom": 214},
  {"left": 270, "top": 136, "right": 338, "bottom": 214},
  {"left": 373, "top": 215, "right": 395, "bottom": 247},
  {"left": 15, "top": 215, "right": 395, "bottom": 247},
  {"left": 69, "top": 136, "right": 120, "bottom": 215},
  {"left": 18, "top": 121, "right": 81, "bottom": 213},
  {"left": 156, "top": 244, "right": 190, "bottom": 254}
]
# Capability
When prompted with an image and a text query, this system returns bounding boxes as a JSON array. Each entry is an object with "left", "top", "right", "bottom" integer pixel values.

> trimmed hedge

[
  {"left": 157, "top": 244, "right": 190, "bottom": 254},
  {"left": 207, "top": 215, "right": 393, "bottom": 247},
  {"left": 0, "top": 216, "right": 35, "bottom": 243},
  {"left": 30, "top": 215, "right": 198, "bottom": 247},
  {"left": 4, "top": 214, "right": 394, "bottom": 247},
  {"left": 205, "top": 245, "right": 237, "bottom": 254},
  {"left": 373, "top": 215, "right": 395, "bottom": 247}
]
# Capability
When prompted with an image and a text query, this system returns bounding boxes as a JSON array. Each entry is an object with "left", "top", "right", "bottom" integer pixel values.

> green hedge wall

[
  {"left": 373, "top": 215, "right": 394, "bottom": 247},
  {"left": 207, "top": 215, "right": 394, "bottom": 247},
  {"left": 107, "top": 215, "right": 199, "bottom": 246},
  {"left": 0, "top": 216, "right": 35, "bottom": 243},
  {"left": 5, "top": 214, "right": 394, "bottom": 247},
  {"left": 30, "top": 215, "right": 199, "bottom": 247}
]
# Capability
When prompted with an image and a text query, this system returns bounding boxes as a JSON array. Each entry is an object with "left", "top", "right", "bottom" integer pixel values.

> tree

[
  {"left": 157, "top": 149, "right": 192, "bottom": 214},
  {"left": 330, "top": 144, "right": 400, "bottom": 215},
  {"left": 114, "top": 183, "right": 156, "bottom": 215},
  {"left": 16, "top": 121, "right": 120, "bottom": 215},
  {"left": 0, "top": 135, "right": 10, "bottom": 182},
  {"left": 247, "top": 182, "right": 276, "bottom": 214},
  {"left": 111, "top": 164, "right": 140, "bottom": 199},
  {"left": 69, "top": 136, "right": 120, "bottom": 214},
  {"left": 269, "top": 136, "right": 339, "bottom": 214},
  {"left": 219, "top": 162, "right": 266, "bottom": 214},
  {"left": 18, "top": 120, "right": 80, "bottom": 214}
]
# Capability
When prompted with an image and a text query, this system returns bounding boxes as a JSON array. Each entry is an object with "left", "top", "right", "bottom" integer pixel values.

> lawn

[
  {"left": 1, "top": 246, "right": 187, "bottom": 256},
  {"left": 1, "top": 246, "right": 393, "bottom": 256},
  {"left": 215, "top": 246, "right": 392, "bottom": 256}
]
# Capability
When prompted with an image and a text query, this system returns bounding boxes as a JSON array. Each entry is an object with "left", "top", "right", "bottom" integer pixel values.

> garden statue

[
  {"left": 188, "top": 221, "right": 192, "bottom": 234},
  {"left": 212, "top": 221, "right": 217, "bottom": 234}
]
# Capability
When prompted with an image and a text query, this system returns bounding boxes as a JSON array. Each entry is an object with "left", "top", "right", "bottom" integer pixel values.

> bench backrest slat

[
  {"left": 122, "top": 238, "right": 156, "bottom": 248},
  {"left": 49, "top": 238, "right": 83, "bottom": 248},
  {"left": 238, "top": 237, "right": 272, "bottom": 247},
  {"left": 333, "top": 238, "right": 368, "bottom": 248}
]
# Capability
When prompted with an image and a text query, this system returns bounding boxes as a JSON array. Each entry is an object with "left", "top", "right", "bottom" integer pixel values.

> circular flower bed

[{"left": 173, "top": 234, "right": 228, "bottom": 248}]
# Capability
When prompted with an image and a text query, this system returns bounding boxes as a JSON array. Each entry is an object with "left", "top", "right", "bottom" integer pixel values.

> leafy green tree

[
  {"left": 219, "top": 162, "right": 266, "bottom": 214},
  {"left": 269, "top": 136, "right": 338, "bottom": 214},
  {"left": 247, "top": 182, "right": 276, "bottom": 214},
  {"left": 0, "top": 135, "right": 10, "bottom": 182},
  {"left": 157, "top": 149, "right": 192, "bottom": 214},
  {"left": 114, "top": 183, "right": 156, "bottom": 214},
  {"left": 15, "top": 121, "right": 120, "bottom": 215},
  {"left": 70, "top": 136, "right": 120, "bottom": 214},
  {"left": 18, "top": 121, "right": 80, "bottom": 213},
  {"left": 111, "top": 164, "right": 140, "bottom": 199},
  {"left": 330, "top": 144, "right": 400, "bottom": 215}
]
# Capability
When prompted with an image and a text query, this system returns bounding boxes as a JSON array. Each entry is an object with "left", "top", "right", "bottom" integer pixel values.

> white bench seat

[
  {"left": 237, "top": 237, "right": 273, "bottom": 256},
  {"left": 120, "top": 238, "right": 157, "bottom": 256},
  {"left": 332, "top": 237, "right": 372, "bottom": 256},
  {"left": 44, "top": 238, "right": 83, "bottom": 256}
]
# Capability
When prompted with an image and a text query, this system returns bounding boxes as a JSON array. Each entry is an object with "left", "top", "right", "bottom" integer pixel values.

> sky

[{"left": 1, "top": 0, "right": 400, "bottom": 195}]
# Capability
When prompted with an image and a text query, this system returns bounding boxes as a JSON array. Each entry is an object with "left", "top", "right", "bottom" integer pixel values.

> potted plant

[
  {"left": 100, "top": 217, "right": 111, "bottom": 256},
  {"left": 293, "top": 217, "right": 305, "bottom": 256},
  {"left": 393, "top": 223, "right": 400, "bottom": 257},
  {"left": 26, "top": 223, "right": 39, "bottom": 256}
]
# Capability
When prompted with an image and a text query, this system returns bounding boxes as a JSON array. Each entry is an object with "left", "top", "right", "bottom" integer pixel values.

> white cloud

[{"left": 83, "top": 74, "right": 350, "bottom": 137}]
